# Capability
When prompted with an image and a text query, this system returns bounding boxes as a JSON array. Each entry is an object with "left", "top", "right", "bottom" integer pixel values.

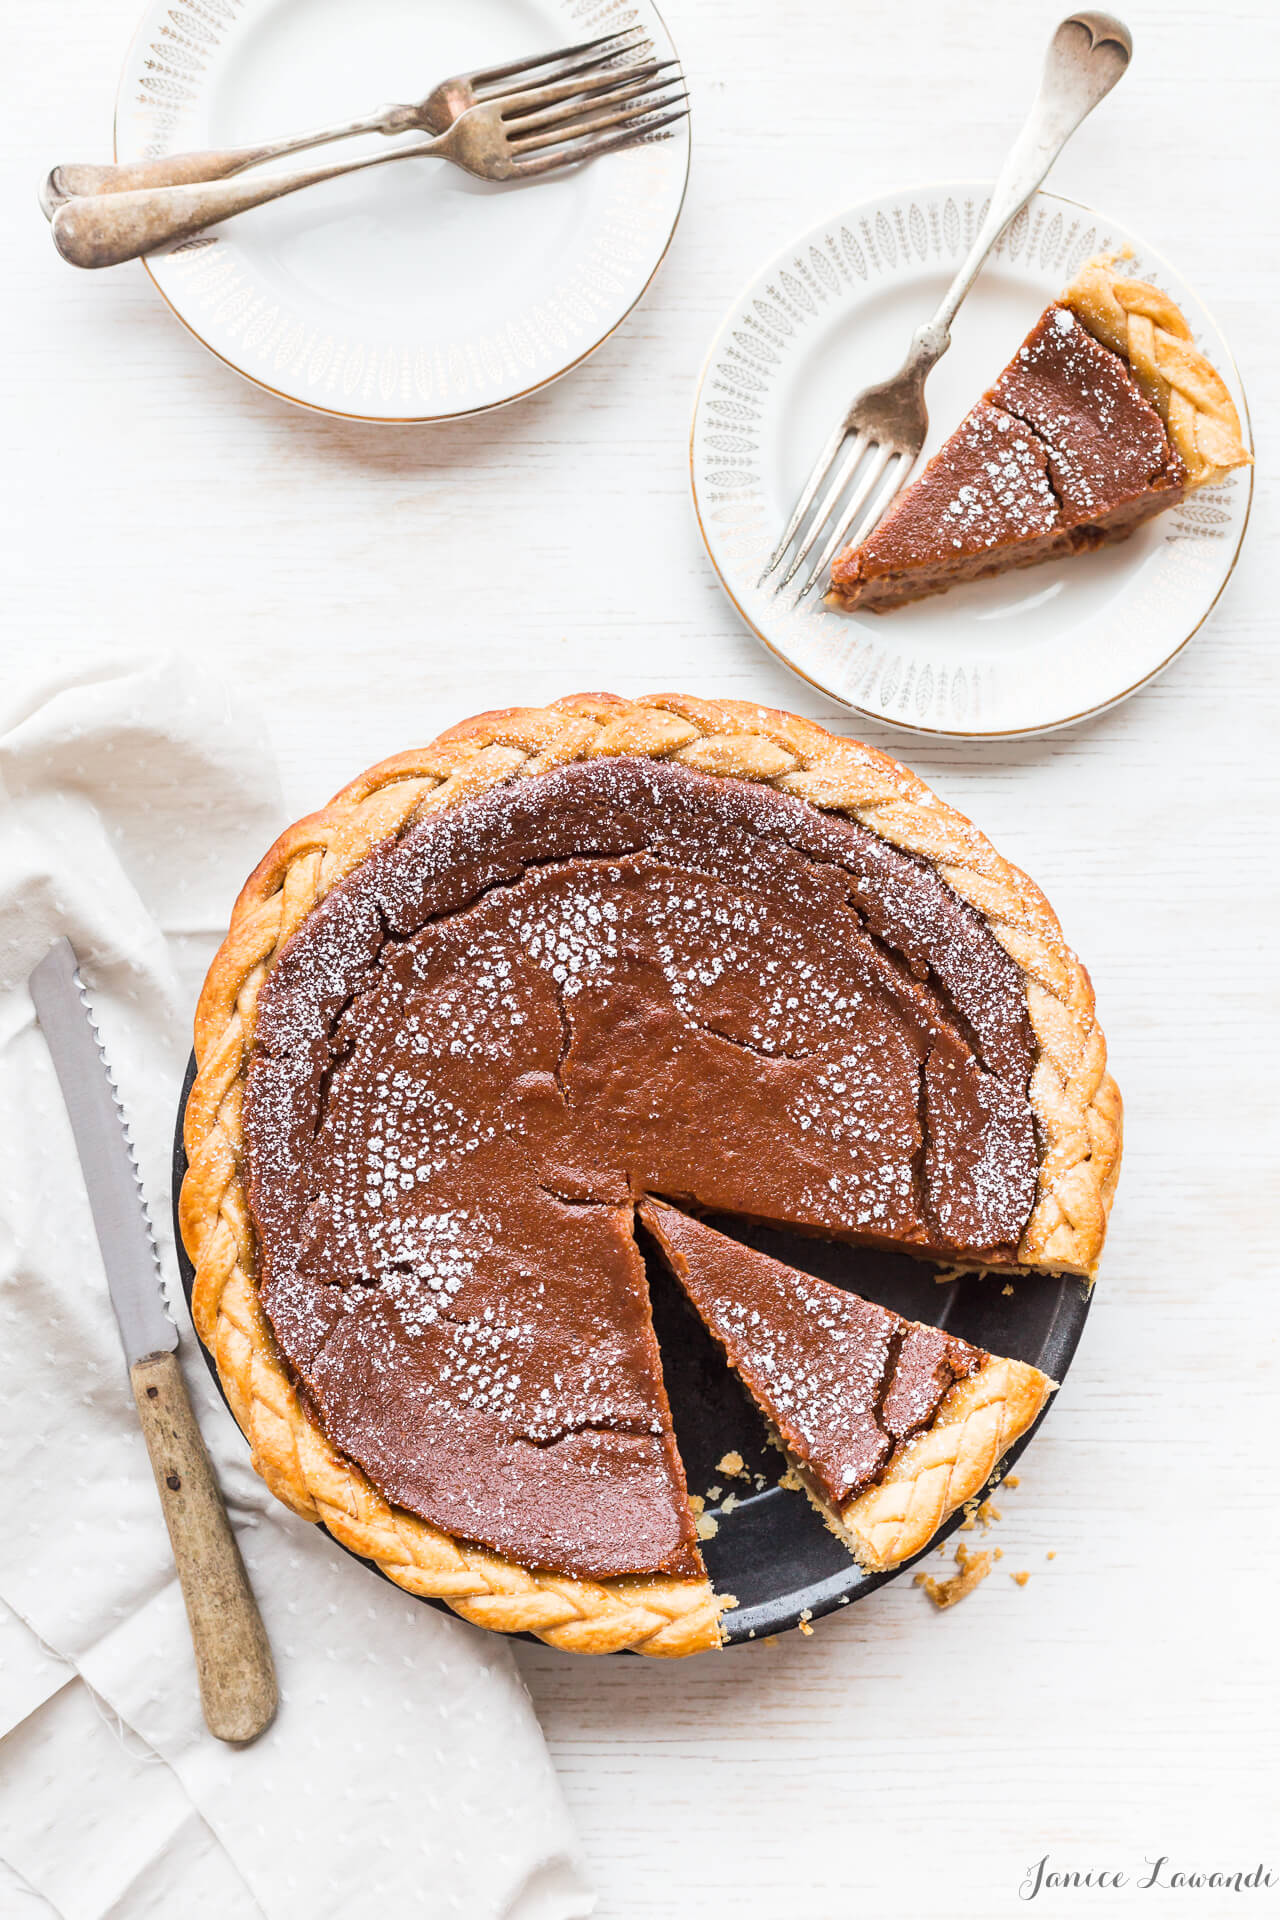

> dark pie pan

[{"left": 173, "top": 1053, "right": 1091, "bottom": 1648}]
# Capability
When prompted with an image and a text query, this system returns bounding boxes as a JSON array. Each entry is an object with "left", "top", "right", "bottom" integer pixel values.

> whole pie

[
  {"left": 181, "top": 694, "right": 1121, "bottom": 1656},
  {"left": 828, "top": 253, "right": 1251, "bottom": 612}
]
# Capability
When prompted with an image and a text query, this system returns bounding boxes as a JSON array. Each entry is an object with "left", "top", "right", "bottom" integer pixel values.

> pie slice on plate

[
  {"left": 181, "top": 694, "right": 1120, "bottom": 1655},
  {"left": 828, "top": 252, "right": 1252, "bottom": 612},
  {"left": 640, "top": 1200, "right": 1051, "bottom": 1572}
]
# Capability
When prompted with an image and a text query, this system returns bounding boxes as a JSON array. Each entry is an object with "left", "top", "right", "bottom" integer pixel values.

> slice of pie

[
  {"left": 180, "top": 694, "right": 1120, "bottom": 1656},
  {"left": 827, "top": 253, "right": 1251, "bottom": 612},
  {"left": 639, "top": 1200, "right": 1051, "bottom": 1572}
]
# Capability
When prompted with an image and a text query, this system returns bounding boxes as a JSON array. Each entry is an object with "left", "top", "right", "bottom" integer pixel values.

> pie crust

[
  {"left": 1061, "top": 253, "right": 1251, "bottom": 488},
  {"left": 180, "top": 693, "right": 1121, "bottom": 1655},
  {"left": 840, "top": 1355, "right": 1051, "bottom": 1569}
]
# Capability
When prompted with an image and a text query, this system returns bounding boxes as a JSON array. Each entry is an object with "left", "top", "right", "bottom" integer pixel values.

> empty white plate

[
  {"left": 691, "top": 184, "right": 1252, "bottom": 737},
  {"left": 115, "top": 0, "right": 689, "bottom": 420}
]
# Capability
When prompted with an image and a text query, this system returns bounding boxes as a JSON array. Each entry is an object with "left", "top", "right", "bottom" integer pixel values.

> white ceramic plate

[
  {"left": 691, "top": 184, "right": 1252, "bottom": 738},
  {"left": 115, "top": 0, "right": 689, "bottom": 421}
]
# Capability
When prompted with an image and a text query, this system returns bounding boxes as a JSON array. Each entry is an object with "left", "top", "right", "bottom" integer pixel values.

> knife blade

[
  {"left": 27, "top": 937, "right": 177, "bottom": 1365},
  {"left": 28, "top": 936, "right": 277, "bottom": 1745}
]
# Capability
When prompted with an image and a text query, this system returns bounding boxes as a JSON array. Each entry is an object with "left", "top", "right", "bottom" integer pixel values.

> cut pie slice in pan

[{"left": 639, "top": 1200, "right": 1051, "bottom": 1572}]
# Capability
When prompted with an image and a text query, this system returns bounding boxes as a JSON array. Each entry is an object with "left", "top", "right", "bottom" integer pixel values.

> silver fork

[
  {"left": 762, "top": 10, "right": 1132, "bottom": 602},
  {"left": 51, "top": 68, "right": 689, "bottom": 271},
  {"left": 38, "top": 29, "right": 651, "bottom": 217}
]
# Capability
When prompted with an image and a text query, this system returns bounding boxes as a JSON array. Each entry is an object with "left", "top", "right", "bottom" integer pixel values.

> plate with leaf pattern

[
  {"left": 115, "top": 0, "right": 689, "bottom": 421},
  {"left": 691, "top": 184, "right": 1252, "bottom": 738}
]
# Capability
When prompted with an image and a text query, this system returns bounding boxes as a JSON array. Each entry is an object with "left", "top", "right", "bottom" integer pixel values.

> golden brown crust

[
  {"left": 840, "top": 1357, "right": 1052, "bottom": 1572},
  {"left": 1062, "top": 252, "right": 1252, "bottom": 488},
  {"left": 180, "top": 693, "right": 1118, "bottom": 1654}
]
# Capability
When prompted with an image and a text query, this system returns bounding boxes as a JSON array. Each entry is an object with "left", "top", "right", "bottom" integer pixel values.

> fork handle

[
  {"left": 39, "top": 110, "right": 408, "bottom": 220},
  {"left": 923, "top": 12, "right": 1131, "bottom": 351},
  {"left": 50, "top": 135, "right": 446, "bottom": 269}
]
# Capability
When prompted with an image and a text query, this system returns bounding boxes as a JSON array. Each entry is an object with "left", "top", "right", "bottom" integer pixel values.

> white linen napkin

[{"left": 0, "top": 656, "right": 593, "bottom": 1920}]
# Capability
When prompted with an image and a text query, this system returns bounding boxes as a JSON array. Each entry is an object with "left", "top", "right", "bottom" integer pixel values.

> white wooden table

[{"left": 4, "top": 1, "right": 1277, "bottom": 1913}]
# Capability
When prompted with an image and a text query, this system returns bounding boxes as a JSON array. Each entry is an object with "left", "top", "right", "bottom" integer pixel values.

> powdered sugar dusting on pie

[
  {"left": 243, "top": 758, "right": 1040, "bottom": 1579},
  {"left": 831, "top": 299, "right": 1186, "bottom": 612}
]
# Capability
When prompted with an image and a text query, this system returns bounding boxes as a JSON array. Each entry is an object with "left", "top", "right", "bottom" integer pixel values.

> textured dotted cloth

[{"left": 0, "top": 656, "right": 593, "bottom": 1920}]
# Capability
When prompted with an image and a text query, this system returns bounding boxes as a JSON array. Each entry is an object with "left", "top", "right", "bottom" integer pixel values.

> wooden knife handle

[{"left": 130, "top": 1349, "right": 278, "bottom": 1745}]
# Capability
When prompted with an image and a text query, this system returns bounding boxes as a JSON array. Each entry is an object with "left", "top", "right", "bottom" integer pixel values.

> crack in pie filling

[{"left": 182, "top": 695, "right": 1121, "bottom": 1655}]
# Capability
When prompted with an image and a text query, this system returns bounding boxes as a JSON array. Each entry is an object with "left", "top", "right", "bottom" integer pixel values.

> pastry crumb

[
  {"left": 1004, "top": 1475, "right": 1020, "bottom": 1489},
  {"left": 720, "top": 1492, "right": 739, "bottom": 1515},
  {"left": 763, "top": 1635, "right": 778, "bottom": 1647},
  {"left": 915, "top": 1543, "right": 992, "bottom": 1610},
  {"left": 1046, "top": 1550, "right": 1056, "bottom": 1560},
  {"left": 695, "top": 1511, "right": 719, "bottom": 1541},
  {"left": 688, "top": 1494, "right": 705, "bottom": 1516},
  {"left": 717, "top": 1450, "right": 746, "bottom": 1478},
  {"left": 1002, "top": 1282, "right": 1015, "bottom": 1296},
  {"left": 994, "top": 1547, "right": 1003, "bottom": 1560},
  {"left": 705, "top": 1483, "right": 722, "bottom": 1502},
  {"left": 1012, "top": 1570, "right": 1030, "bottom": 1587},
  {"left": 797, "top": 1608, "right": 814, "bottom": 1636},
  {"left": 777, "top": 1464, "right": 806, "bottom": 1493},
  {"left": 959, "top": 1494, "right": 1000, "bottom": 1532}
]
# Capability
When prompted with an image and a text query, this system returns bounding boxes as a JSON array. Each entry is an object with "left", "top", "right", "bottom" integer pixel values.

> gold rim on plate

[{"left": 113, "top": 0, "right": 690, "bottom": 424}]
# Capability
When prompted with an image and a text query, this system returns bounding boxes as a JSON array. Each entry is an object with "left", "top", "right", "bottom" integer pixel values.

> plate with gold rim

[
  {"left": 691, "top": 184, "right": 1252, "bottom": 739},
  {"left": 115, "top": 0, "right": 689, "bottom": 421}
]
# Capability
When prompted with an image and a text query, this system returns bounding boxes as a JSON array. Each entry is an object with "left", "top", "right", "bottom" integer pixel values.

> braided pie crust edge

[
  {"left": 179, "top": 693, "right": 1121, "bottom": 1654},
  {"left": 1062, "top": 251, "right": 1252, "bottom": 488}
]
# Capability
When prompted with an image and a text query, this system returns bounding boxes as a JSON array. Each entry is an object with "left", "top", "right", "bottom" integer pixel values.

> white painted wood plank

[{"left": 2, "top": 0, "right": 1277, "bottom": 1912}]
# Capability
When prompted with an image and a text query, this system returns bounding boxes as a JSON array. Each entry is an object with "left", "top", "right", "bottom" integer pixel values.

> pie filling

[
  {"left": 245, "top": 757, "right": 1041, "bottom": 1582},
  {"left": 828, "top": 303, "right": 1186, "bottom": 612}
]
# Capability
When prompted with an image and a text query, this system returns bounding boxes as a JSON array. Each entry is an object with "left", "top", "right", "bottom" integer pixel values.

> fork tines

[
  {"left": 470, "top": 28, "right": 653, "bottom": 97},
  {"left": 763, "top": 434, "right": 911, "bottom": 601},
  {"left": 500, "top": 60, "right": 689, "bottom": 174}
]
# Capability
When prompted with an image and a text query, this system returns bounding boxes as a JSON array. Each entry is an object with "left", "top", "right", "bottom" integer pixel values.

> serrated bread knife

[{"left": 29, "top": 937, "right": 277, "bottom": 1746}]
